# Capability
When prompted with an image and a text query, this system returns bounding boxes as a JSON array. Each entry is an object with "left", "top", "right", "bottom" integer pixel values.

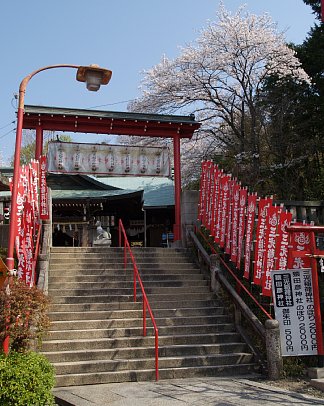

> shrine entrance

[{"left": 22, "top": 105, "right": 200, "bottom": 244}]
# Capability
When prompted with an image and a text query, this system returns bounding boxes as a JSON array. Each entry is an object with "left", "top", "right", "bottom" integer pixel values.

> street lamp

[{"left": 6, "top": 64, "right": 112, "bottom": 270}]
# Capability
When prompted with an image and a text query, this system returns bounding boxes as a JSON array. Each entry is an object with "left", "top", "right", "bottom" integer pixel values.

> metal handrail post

[{"left": 143, "top": 300, "right": 147, "bottom": 336}]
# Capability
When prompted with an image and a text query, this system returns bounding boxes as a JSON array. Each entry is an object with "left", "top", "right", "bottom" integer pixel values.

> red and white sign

[
  {"left": 17, "top": 201, "right": 34, "bottom": 286},
  {"left": 288, "top": 224, "right": 312, "bottom": 269},
  {"left": 262, "top": 206, "right": 280, "bottom": 296},
  {"left": 197, "top": 162, "right": 206, "bottom": 222},
  {"left": 210, "top": 166, "right": 220, "bottom": 237},
  {"left": 225, "top": 180, "right": 235, "bottom": 255},
  {"left": 207, "top": 165, "right": 215, "bottom": 230},
  {"left": 230, "top": 183, "right": 240, "bottom": 264},
  {"left": 243, "top": 194, "right": 257, "bottom": 279},
  {"left": 236, "top": 188, "right": 247, "bottom": 269},
  {"left": 39, "top": 156, "right": 49, "bottom": 220},
  {"left": 219, "top": 175, "right": 231, "bottom": 248},
  {"left": 275, "top": 211, "right": 292, "bottom": 270},
  {"left": 253, "top": 198, "right": 273, "bottom": 285}
]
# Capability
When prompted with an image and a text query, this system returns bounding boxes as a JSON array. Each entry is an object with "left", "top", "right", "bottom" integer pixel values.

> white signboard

[
  {"left": 47, "top": 142, "right": 171, "bottom": 177},
  {"left": 271, "top": 268, "right": 318, "bottom": 356}
]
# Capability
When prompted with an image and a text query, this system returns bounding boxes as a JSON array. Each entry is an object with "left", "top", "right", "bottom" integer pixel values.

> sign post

[{"left": 271, "top": 268, "right": 318, "bottom": 356}]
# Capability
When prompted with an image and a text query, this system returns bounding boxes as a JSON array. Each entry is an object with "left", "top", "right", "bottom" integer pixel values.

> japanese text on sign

[{"left": 271, "top": 269, "right": 317, "bottom": 356}]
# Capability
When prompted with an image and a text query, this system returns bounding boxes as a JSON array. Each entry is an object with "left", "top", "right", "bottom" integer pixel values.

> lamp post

[{"left": 6, "top": 64, "right": 112, "bottom": 270}]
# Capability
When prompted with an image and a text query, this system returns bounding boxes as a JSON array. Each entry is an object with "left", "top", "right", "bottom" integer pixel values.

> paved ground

[{"left": 53, "top": 377, "right": 324, "bottom": 406}]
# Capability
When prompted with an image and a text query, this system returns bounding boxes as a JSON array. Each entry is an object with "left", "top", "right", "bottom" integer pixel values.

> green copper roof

[
  {"left": 96, "top": 176, "right": 174, "bottom": 208},
  {"left": 51, "top": 188, "right": 142, "bottom": 201}
]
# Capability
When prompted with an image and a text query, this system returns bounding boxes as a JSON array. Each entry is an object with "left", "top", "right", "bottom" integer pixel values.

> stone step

[
  {"left": 46, "top": 245, "right": 257, "bottom": 387},
  {"left": 48, "top": 306, "right": 225, "bottom": 321},
  {"left": 54, "top": 363, "right": 258, "bottom": 387},
  {"left": 43, "top": 342, "right": 248, "bottom": 362},
  {"left": 49, "top": 263, "right": 199, "bottom": 271},
  {"left": 49, "top": 269, "right": 205, "bottom": 283},
  {"left": 49, "top": 253, "right": 193, "bottom": 261},
  {"left": 46, "top": 323, "right": 235, "bottom": 340},
  {"left": 49, "top": 292, "right": 215, "bottom": 304},
  {"left": 49, "top": 302, "right": 142, "bottom": 312},
  {"left": 41, "top": 332, "right": 243, "bottom": 352},
  {"left": 48, "top": 286, "right": 209, "bottom": 297},
  {"left": 50, "top": 247, "right": 189, "bottom": 254},
  {"left": 49, "top": 267, "right": 201, "bottom": 275},
  {"left": 49, "top": 268, "right": 201, "bottom": 280},
  {"left": 52, "top": 353, "right": 254, "bottom": 375},
  {"left": 49, "top": 299, "right": 221, "bottom": 313},
  {"left": 48, "top": 279, "right": 208, "bottom": 289},
  {"left": 49, "top": 315, "right": 231, "bottom": 330}
]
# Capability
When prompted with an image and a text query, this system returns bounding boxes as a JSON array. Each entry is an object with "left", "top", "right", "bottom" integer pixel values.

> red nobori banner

[
  {"left": 230, "top": 183, "right": 241, "bottom": 263},
  {"left": 15, "top": 166, "right": 28, "bottom": 254},
  {"left": 236, "top": 188, "right": 248, "bottom": 270},
  {"left": 201, "top": 161, "right": 212, "bottom": 227},
  {"left": 39, "top": 156, "right": 50, "bottom": 220},
  {"left": 243, "top": 194, "right": 257, "bottom": 279},
  {"left": 287, "top": 224, "right": 312, "bottom": 269},
  {"left": 197, "top": 161, "right": 206, "bottom": 222},
  {"left": 17, "top": 201, "right": 34, "bottom": 286},
  {"left": 219, "top": 175, "right": 231, "bottom": 249},
  {"left": 207, "top": 166, "right": 216, "bottom": 230},
  {"left": 274, "top": 211, "right": 292, "bottom": 270},
  {"left": 213, "top": 169, "right": 223, "bottom": 243},
  {"left": 225, "top": 180, "right": 235, "bottom": 255},
  {"left": 30, "top": 160, "right": 39, "bottom": 223},
  {"left": 253, "top": 198, "right": 273, "bottom": 285},
  {"left": 205, "top": 162, "right": 215, "bottom": 228},
  {"left": 210, "top": 166, "right": 220, "bottom": 237},
  {"left": 262, "top": 206, "right": 281, "bottom": 296},
  {"left": 214, "top": 173, "right": 224, "bottom": 244}
]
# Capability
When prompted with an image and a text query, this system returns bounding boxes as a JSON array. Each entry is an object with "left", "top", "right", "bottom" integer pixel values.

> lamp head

[{"left": 76, "top": 64, "right": 112, "bottom": 92}]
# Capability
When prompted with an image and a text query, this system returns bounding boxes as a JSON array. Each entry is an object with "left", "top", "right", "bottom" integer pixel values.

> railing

[
  {"left": 32, "top": 224, "right": 42, "bottom": 286},
  {"left": 118, "top": 219, "right": 159, "bottom": 380},
  {"left": 196, "top": 227, "right": 273, "bottom": 321},
  {"left": 189, "top": 228, "right": 269, "bottom": 369}
]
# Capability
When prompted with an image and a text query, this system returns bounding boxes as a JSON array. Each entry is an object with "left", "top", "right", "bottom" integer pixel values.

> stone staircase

[{"left": 42, "top": 247, "right": 259, "bottom": 387}]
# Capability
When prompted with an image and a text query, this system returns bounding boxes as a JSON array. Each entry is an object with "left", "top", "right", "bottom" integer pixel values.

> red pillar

[
  {"left": 173, "top": 133, "right": 181, "bottom": 241},
  {"left": 35, "top": 126, "right": 43, "bottom": 160}
]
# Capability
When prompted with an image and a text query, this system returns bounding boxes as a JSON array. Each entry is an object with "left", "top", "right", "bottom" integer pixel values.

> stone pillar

[
  {"left": 210, "top": 254, "right": 222, "bottom": 294},
  {"left": 265, "top": 319, "right": 283, "bottom": 380},
  {"left": 41, "top": 220, "right": 51, "bottom": 254},
  {"left": 37, "top": 253, "right": 49, "bottom": 294},
  {"left": 82, "top": 224, "right": 88, "bottom": 247}
]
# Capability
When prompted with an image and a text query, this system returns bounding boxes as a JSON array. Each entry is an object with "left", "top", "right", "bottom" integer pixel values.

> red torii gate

[{"left": 22, "top": 104, "right": 201, "bottom": 242}]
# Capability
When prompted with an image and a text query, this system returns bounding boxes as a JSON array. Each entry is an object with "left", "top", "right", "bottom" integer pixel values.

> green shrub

[{"left": 0, "top": 351, "right": 55, "bottom": 405}]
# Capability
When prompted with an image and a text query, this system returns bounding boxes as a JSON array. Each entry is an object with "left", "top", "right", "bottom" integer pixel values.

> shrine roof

[
  {"left": 22, "top": 105, "right": 201, "bottom": 138},
  {"left": 51, "top": 188, "right": 143, "bottom": 201},
  {"left": 97, "top": 176, "right": 174, "bottom": 209}
]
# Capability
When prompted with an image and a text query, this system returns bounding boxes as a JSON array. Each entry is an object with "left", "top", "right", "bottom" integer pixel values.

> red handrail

[{"left": 118, "top": 219, "right": 159, "bottom": 380}]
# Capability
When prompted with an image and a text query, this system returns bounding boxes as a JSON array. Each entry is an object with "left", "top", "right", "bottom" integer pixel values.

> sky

[{"left": 0, "top": 0, "right": 316, "bottom": 164}]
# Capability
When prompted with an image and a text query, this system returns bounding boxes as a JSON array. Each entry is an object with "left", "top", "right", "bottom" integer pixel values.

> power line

[
  {"left": 0, "top": 128, "right": 15, "bottom": 140},
  {"left": 0, "top": 120, "right": 15, "bottom": 130},
  {"left": 87, "top": 99, "right": 135, "bottom": 110}
]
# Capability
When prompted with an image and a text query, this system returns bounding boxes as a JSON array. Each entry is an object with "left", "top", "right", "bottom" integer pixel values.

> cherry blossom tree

[{"left": 129, "top": 4, "right": 310, "bottom": 187}]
